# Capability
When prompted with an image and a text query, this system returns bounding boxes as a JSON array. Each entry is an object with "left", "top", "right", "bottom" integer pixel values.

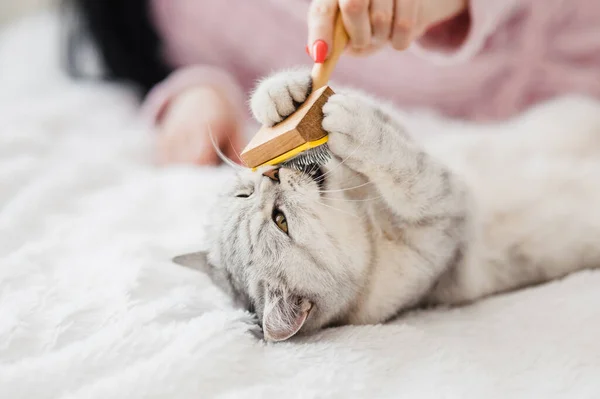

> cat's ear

[
  {"left": 172, "top": 251, "right": 211, "bottom": 273},
  {"left": 172, "top": 252, "right": 234, "bottom": 296},
  {"left": 262, "top": 287, "right": 312, "bottom": 342}
]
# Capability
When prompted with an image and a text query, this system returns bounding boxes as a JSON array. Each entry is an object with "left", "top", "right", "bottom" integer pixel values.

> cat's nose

[{"left": 262, "top": 168, "right": 280, "bottom": 183}]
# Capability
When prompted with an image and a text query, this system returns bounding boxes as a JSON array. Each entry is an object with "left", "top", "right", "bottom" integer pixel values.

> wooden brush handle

[{"left": 310, "top": 12, "right": 348, "bottom": 92}]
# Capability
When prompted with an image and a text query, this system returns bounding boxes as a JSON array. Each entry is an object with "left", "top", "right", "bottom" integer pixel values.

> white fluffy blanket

[{"left": 1, "top": 12, "right": 599, "bottom": 399}]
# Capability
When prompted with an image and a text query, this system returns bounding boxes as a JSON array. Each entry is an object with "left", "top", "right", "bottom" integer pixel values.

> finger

[
  {"left": 187, "top": 129, "right": 215, "bottom": 165},
  {"left": 209, "top": 120, "right": 242, "bottom": 165},
  {"left": 195, "top": 146, "right": 220, "bottom": 166},
  {"left": 419, "top": 0, "right": 467, "bottom": 32},
  {"left": 191, "top": 128, "right": 219, "bottom": 166},
  {"left": 224, "top": 147, "right": 242, "bottom": 165},
  {"left": 155, "top": 134, "right": 170, "bottom": 165},
  {"left": 391, "top": 0, "right": 418, "bottom": 50},
  {"left": 307, "top": 0, "right": 338, "bottom": 60},
  {"left": 223, "top": 131, "right": 245, "bottom": 165},
  {"left": 369, "top": 0, "right": 393, "bottom": 45},
  {"left": 346, "top": 43, "right": 379, "bottom": 57},
  {"left": 162, "top": 134, "right": 178, "bottom": 165},
  {"left": 339, "top": 0, "right": 371, "bottom": 50}
]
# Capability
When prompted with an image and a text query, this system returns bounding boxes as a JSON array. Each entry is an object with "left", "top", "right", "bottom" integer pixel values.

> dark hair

[{"left": 66, "top": 0, "right": 172, "bottom": 95}]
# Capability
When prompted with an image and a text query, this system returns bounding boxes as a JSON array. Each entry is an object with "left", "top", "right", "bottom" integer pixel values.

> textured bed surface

[{"left": 1, "top": 12, "right": 599, "bottom": 399}]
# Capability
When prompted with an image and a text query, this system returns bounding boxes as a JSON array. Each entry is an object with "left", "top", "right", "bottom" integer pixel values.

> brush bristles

[{"left": 281, "top": 144, "right": 331, "bottom": 170}]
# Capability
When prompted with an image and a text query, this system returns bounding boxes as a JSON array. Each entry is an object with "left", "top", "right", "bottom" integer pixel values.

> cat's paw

[
  {"left": 250, "top": 68, "right": 312, "bottom": 126},
  {"left": 323, "top": 92, "right": 410, "bottom": 168},
  {"left": 323, "top": 93, "right": 388, "bottom": 159}
]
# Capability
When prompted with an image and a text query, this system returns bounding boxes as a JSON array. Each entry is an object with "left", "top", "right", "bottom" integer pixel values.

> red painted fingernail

[
  {"left": 312, "top": 40, "right": 328, "bottom": 63},
  {"left": 305, "top": 44, "right": 310, "bottom": 56}
]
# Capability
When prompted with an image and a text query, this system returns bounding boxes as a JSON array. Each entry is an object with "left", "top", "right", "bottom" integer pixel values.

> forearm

[{"left": 142, "top": 65, "right": 246, "bottom": 126}]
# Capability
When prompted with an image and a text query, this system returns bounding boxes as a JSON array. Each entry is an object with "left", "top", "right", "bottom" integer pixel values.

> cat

[{"left": 174, "top": 68, "right": 600, "bottom": 342}]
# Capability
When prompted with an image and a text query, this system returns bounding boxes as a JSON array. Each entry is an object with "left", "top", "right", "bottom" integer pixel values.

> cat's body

[{"left": 176, "top": 69, "right": 600, "bottom": 342}]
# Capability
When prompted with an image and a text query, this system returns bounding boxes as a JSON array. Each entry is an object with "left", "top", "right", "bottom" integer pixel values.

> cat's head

[{"left": 174, "top": 162, "right": 370, "bottom": 342}]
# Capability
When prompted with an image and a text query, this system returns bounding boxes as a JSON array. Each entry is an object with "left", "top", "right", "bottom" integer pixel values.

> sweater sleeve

[
  {"left": 141, "top": 65, "right": 247, "bottom": 126},
  {"left": 410, "top": 0, "right": 522, "bottom": 64}
]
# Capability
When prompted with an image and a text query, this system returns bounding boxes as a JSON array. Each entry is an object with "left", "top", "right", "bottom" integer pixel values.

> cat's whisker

[
  {"left": 321, "top": 195, "right": 385, "bottom": 203},
  {"left": 318, "top": 180, "right": 373, "bottom": 194},
  {"left": 226, "top": 130, "right": 244, "bottom": 165},
  {"left": 295, "top": 185, "right": 359, "bottom": 218},
  {"left": 318, "top": 139, "right": 365, "bottom": 181},
  {"left": 299, "top": 192, "right": 362, "bottom": 219},
  {"left": 207, "top": 124, "right": 244, "bottom": 170},
  {"left": 315, "top": 200, "right": 360, "bottom": 218}
]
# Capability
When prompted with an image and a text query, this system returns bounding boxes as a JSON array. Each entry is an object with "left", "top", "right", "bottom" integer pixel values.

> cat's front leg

[{"left": 323, "top": 92, "right": 468, "bottom": 224}]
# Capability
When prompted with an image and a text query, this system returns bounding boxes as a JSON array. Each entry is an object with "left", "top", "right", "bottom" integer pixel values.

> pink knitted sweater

[{"left": 144, "top": 0, "right": 600, "bottom": 126}]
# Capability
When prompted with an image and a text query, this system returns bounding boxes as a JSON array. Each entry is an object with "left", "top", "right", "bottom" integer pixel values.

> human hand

[
  {"left": 156, "top": 86, "right": 243, "bottom": 166},
  {"left": 307, "top": 0, "right": 468, "bottom": 57}
]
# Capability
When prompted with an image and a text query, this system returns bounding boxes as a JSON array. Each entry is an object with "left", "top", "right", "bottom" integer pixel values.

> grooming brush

[{"left": 240, "top": 12, "right": 348, "bottom": 171}]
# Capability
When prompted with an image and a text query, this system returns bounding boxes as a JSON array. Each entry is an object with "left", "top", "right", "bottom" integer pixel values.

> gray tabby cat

[{"left": 175, "top": 68, "right": 600, "bottom": 342}]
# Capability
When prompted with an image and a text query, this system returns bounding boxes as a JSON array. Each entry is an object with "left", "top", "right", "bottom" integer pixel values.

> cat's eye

[
  {"left": 272, "top": 209, "right": 288, "bottom": 234},
  {"left": 235, "top": 189, "right": 253, "bottom": 198}
]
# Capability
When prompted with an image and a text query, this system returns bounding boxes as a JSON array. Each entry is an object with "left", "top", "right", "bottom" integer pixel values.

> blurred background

[{"left": 0, "top": 0, "right": 55, "bottom": 25}]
